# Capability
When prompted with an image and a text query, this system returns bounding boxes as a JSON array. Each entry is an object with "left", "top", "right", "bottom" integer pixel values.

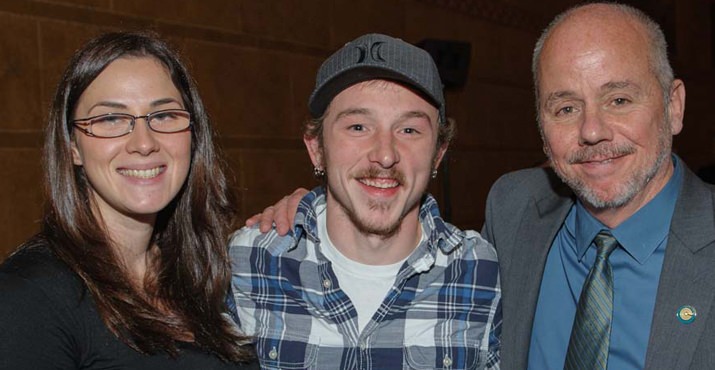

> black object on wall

[
  {"left": 417, "top": 39, "right": 471, "bottom": 89},
  {"left": 416, "top": 39, "right": 471, "bottom": 223}
]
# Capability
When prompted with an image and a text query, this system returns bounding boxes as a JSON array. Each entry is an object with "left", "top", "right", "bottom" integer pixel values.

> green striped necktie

[{"left": 564, "top": 231, "right": 619, "bottom": 370}]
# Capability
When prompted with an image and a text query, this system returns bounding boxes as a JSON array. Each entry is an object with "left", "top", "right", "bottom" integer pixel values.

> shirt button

[
  {"left": 359, "top": 342, "right": 366, "bottom": 350},
  {"left": 323, "top": 279, "right": 332, "bottom": 288},
  {"left": 268, "top": 346, "right": 278, "bottom": 360},
  {"left": 443, "top": 355, "right": 453, "bottom": 367}
]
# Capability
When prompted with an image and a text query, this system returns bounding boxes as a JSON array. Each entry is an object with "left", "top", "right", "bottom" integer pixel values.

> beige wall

[{"left": 1, "top": 0, "right": 713, "bottom": 259}]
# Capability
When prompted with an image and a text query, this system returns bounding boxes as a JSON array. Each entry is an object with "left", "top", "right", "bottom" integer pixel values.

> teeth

[
  {"left": 118, "top": 167, "right": 163, "bottom": 179},
  {"left": 360, "top": 178, "right": 399, "bottom": 189},
  {"left": 593, "top": 159, "right": 612, "bottom": 164}
]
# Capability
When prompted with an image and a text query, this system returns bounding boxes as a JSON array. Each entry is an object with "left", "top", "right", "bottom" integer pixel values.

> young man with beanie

[{"left": 228, "top": 33, "right": 501, "bottom": 369}]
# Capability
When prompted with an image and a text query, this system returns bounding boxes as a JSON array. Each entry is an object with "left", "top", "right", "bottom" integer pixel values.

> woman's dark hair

[{"left": 32, "top": 31, "right": 250, "bottom": 361}]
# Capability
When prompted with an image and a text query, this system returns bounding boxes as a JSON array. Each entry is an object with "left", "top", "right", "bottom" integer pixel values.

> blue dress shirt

[{"left": 528, "top": 158, "right": 684, "bottom": 370}]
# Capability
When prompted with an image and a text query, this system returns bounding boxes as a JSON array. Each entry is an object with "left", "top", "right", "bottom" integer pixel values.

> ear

[
  {"left": 303, "top": 134, "right": 323, "bottom": 169},
  {"left": 667, "top": 79, "right": 686, "bottom": 136},
  {"left": 433, "top": 144, "right": 448, "bottom": 170},
  {"left": 71, "top": 140, "right": 83, "bottom": 166}
]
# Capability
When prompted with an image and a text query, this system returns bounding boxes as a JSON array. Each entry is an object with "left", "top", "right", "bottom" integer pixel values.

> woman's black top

[{"left": 0, "top": 245, "right": 258, "bottom": 370}]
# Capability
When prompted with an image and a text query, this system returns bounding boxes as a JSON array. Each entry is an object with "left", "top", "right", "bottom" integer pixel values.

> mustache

[
  {"left": 355, "top": 166, "right": 406, "bottom": 184},
  {"left": 567, "top": 143, "right": 636, "bottom": 164}
]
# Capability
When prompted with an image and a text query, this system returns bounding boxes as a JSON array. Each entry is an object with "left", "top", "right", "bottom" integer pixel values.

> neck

[
  {"left": 586, "top": 157, "right": 675, "bottom": 228},
  {"left": 325, "top": 205, "right": 422, "bottom": 265},
  {"left": 95, "top": 207, "right": 157, "bottom": 284}
]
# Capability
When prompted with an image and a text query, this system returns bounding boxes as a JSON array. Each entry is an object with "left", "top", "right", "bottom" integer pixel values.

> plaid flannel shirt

[{"left": 229, "top": 187, "right": 501, "bottom": 370}]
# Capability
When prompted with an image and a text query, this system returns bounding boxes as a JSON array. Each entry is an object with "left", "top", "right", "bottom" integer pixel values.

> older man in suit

[
  {"left": 483, "top": 3, "right": 715, "bottom": 370},
  {"left": 249, "top": 2, "right": 715, "bottom": 370}
]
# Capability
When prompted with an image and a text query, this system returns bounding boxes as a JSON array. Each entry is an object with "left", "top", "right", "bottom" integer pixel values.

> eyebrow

[
  {"left": 544, "top": 91, "right": 580, "bottom": 109},
  {"left": 151, "top": 97, "right": 183, "bottom": 108},
  {"left": 601, "top": 80, "right": 641, "bottom": 93},
  {"left": 335, "top": 107, "right": 371, "bottom": 121},
  {"left": 88, "top": 101, "right": 127, "bottom": 111},
  {"left": 398, "top": 110, "right": 433, "bottom": 124},
  {"left": 87, "top": 98, "right": 183, "bottom": 114}
]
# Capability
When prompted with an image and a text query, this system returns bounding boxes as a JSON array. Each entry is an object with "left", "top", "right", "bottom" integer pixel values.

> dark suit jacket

[{"left": 482, "top": 158, "right": 715, "bottom": 370}]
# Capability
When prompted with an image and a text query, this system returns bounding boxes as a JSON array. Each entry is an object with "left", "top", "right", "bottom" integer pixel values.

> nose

[
  {"left": 367, "top": 129, "right": 400, "bottom": 168},
  {"left": 578, "top": 107, "right": 613, "bottom": 145},
  {"left": 126, "top": 117, "right": 160, "bottom": 155}
]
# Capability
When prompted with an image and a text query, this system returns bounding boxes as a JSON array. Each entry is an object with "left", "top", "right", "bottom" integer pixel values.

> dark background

[{"left": 1, "top": 0, "right": 713, "bottom": 260}]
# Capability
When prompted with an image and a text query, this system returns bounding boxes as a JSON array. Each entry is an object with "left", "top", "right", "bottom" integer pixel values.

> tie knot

[{"left": 594, "top": 231, "right": 619, "bottom": 258}]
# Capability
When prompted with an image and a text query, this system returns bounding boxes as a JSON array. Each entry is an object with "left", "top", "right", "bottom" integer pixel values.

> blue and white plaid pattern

[{"left": 229, "top": 187, "right": 501, "bottom": 369}]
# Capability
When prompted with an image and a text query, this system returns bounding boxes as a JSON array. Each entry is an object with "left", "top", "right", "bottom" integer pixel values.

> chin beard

[{"left": 342, "top": 198, "right": 406, "bottom": 239}]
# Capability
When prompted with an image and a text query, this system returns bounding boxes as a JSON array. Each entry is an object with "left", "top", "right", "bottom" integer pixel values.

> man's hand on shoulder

[{"left": 244, "top": 188, "right": 310, "bottom": 235}]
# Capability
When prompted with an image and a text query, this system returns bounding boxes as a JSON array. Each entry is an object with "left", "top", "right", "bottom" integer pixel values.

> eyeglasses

[{"left": 72, "top": 109, "right": 192, "bottom": 138}]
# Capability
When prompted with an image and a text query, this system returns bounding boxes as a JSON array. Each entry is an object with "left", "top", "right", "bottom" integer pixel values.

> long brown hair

[{"left": 32, "top": 31, "right": 250, "bottom": 361}]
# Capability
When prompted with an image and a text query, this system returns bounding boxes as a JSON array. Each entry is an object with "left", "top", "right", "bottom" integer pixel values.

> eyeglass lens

[{"left": 84, "top": 110, "right": 190, "bottom": 138}]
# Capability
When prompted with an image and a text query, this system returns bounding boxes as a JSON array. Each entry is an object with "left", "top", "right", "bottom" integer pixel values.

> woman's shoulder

[
  {"left": 0, "top": 241, "right": 85, "bottom": 305},
  {"left": 0, "top": 241, "right": 94, "bottom": 368}
]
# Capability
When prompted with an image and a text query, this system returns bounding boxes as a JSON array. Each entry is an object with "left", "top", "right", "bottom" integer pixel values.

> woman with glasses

[{"left": 0, "top": 32, "right": 257, "bottom": 369}]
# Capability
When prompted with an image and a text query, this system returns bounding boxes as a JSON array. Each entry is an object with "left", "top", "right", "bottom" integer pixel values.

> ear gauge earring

[
  {"left": 431, "top": 169, "right": 438, "bottom": 179},
  {"left": 313, "top": 166, "right": 326, "bottom": 178}
]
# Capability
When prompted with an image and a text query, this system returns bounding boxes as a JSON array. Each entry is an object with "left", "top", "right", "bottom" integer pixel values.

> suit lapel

[
  {"left": 508, "top": 177, "right": 574, "bottom": 369},
  {"left": 644, "top": 168, "right": 715, "bottom": 369}
]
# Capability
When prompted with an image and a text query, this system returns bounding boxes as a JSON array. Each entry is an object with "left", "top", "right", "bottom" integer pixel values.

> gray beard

[
  {"left": 564, "top": 143, "right": 669, "bottom": 209},
  {"left": 548, "top": 117, "right": 672, "bottom": 210}
]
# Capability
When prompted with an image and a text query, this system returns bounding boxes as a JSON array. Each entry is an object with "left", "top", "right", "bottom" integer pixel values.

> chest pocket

[
  {"left": 404, "top": 343, "right": 484, "bottom": 370},
  {"left": 404, "top": 324, "right": 485, "bottom": 370},
  {"left": 256, "top": 332, "right": 320, "bottom": 370}
]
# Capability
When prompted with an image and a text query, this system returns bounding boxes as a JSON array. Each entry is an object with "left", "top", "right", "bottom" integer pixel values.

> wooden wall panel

[{"left": 0, "top": 0, "right": 712, "bottom": 260}]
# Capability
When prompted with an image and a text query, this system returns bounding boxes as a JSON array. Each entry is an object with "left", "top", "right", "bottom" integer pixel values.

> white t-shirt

[{"left": 316, "top": 206, "right": 424, "bottom": 332}]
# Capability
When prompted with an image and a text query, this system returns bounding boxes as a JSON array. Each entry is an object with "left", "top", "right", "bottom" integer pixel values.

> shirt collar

[{"left": 568, "top": 154, "right": 684, "bottom": 263}]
